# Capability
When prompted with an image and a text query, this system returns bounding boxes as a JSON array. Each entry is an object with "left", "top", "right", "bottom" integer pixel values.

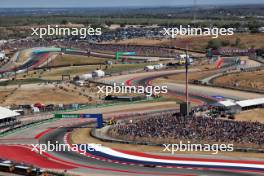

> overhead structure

[
  {"left": 115, "top": 52, "right": 136, "bottom": 60},
  {"left": 236, "top": 98, "right": 264, "bottom": 110},
  {"left": 212, "top": 98, "right": 264, "bottom": 112},
  {"left": 0, "top": 107, "right": 20, "bottom": 120},
  {"left": 214, "top": 100, "right": 237, "bottom": 107},
  {"left": 0, "top": 52, "right": 5, "bottom": 60}
]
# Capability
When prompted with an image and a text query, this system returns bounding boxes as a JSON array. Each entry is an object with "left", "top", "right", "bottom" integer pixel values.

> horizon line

[{"left": 1, "top": 3, "right": 264, "bottom": 9}]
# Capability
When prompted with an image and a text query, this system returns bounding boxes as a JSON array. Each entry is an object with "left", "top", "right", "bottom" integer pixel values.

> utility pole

[
  {"left": 14, "top": 66, "right": 17, "bottom": 80},
  {"left": 185, "top": 46, "right": 189, "bottom": 116}
]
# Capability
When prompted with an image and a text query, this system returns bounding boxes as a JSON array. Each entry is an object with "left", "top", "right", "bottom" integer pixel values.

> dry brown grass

[
  {"left": 153, "top": 70, "right": 217, "bottom": 84},
  {"left": 235, "top": 109, "right": 264, "bottom": 123},
  {"left": 18, "top": 65, "right": 100, "bottom": 80},
  {"left": 213, "top": 70, "right": 264, "bottom": 91},
  {"left": 50, "top": 54, "right": 109, "bottom": 66},
  {"left": 17, "top": 49, "right": 32, "bottom": 64},
  {"left": 161, "top": 33, "right": 264, "bottom": 50},
  {"left": 0, "top": 90, "right": 14, "bottom": 104},
  {"left": 108, "top": 34, "right": 264, "bottom": 51},
  {"left": 105, "top": 38, "right": 168, "bottom": 45},
  {"left": 0, "top": 84, "right": 92, "bottom": 106}
]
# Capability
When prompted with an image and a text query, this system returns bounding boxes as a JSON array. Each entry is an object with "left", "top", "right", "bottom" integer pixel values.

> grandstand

[
  {"left": 214, "top": 98, "right": 264, "bottom": 112},
  {"left": 0, "top": 106, "right": 20, "bottom": 129},
  {"left": 109, "top": 113, "right": 264, "bottom": 147},
  {"left": 236, "top": 98, "right": 264, "bottom": 111}
]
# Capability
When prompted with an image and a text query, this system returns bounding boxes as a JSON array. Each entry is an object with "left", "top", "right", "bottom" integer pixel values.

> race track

[{"left": 1, "top": 53, "right": 264, "bottom": 175}]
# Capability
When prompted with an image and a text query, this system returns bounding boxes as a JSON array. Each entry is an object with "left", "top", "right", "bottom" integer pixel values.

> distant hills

[{"left": 0, "top": 5, "right": 264, "bottom": 17}]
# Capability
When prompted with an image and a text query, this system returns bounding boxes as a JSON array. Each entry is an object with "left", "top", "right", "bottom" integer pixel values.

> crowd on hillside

[
  {"left": 0, "top": 38, "right": 177, "bottom": 57},
  {"left": 109, "top": 113, "right": 264, "bottom": 146}
]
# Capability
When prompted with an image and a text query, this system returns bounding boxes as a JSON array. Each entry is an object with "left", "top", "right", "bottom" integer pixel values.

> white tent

[{"left": 0, "top": 107, "right": 20, "bottom": 120}]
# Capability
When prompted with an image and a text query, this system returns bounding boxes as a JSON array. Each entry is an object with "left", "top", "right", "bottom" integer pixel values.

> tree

[
  {"left": 61, "top": 19, "right": 68, "bottom": 25},
  {"left": 105, "top": 20, "right": 113, "bottom": 26},
  {"left": 207, "top": 39, "right": 222, "bottom": 49},
  {"left": 235, "top": 37, "right": 241, "bottom": 47},
  {"left": 222, "top": 40, "right": 230, "bottom": 47}
]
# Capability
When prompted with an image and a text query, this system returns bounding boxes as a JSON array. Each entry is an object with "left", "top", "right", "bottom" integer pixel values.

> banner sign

[{"left": 54, "top": 113, "right": 103, "bottom": 128}]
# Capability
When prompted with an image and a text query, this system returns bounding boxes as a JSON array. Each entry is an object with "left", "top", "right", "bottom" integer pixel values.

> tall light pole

[{"left": 185, "top": 46, "right": 189, "bottom": 116}]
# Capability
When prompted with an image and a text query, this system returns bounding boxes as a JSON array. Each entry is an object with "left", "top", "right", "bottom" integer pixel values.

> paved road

[{"left": 102, "top": 69, "right": 263, "bottom": 102}]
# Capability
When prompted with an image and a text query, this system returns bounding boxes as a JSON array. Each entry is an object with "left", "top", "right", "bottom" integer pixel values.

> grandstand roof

[
  {"left": 236, "top": 98, "right": 264, "bottom": 108},
  {"left": 213, "top": 100, "right": 237, "bottom": 107},
  {"left": 0, "top": 52, "right": 5, "bottom": 58},
  {"left": 0, "top": 107, "right": 20, "bottom": 120}
]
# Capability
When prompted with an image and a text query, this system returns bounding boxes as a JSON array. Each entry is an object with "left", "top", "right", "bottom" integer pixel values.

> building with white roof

[
  {"left": 0, "top": 106, "right": 20, "bottom": 123},
  {"left": 216, "top": 100, "right": 237, "bottom": 107},
  {"left": 236, "top": 98, "right": 264, "bottom": 110},
  {"left": 0, "top": 52, "right": 5, "bottom": 60},
  {"left": 213, "top": 97, "right": 264, "bottom": 112},
  {"left": 213, "top": 100, "right": 241, "bottom": 113}
]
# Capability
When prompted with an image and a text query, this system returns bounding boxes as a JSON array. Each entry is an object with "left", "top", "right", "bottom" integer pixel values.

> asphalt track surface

[
  {"left": 135, "top": 74, "right": 217, "bottom": 104},
  {"left": 0, "top": 48, "right": 175, "bottom": 74},
  {"left": 0, "top": 117, "right": 263, "bottom": 176},
  {"left": 40, "top": 123, "right": 264, "bottom": 176},
  {"left": 120, "top": 70, "right": 262, "bottom": 103}
]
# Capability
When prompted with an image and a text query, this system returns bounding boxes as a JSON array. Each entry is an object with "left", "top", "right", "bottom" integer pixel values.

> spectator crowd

[
  {"left": 109, "top": 113, "right": 264, "bottom": 146},
  {"left": 0, "top": 27, "right": 178, "bottom": 58}
]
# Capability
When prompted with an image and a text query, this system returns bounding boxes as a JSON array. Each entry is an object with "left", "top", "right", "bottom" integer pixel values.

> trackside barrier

[
  {"left": 0, "top": 98, "right": 162, "bottom": 137},
  {"left": 0, "top": 118, "right": 58, "bottom": 137},
  {"left": 54, "top": 114, "right": 103, "bottom": 128},
  {"left": 52, "top": 97, "right": 162, "bottom": 114},
  {"left": 91, "top": 128, "right": 264, "bottom": 154}
]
